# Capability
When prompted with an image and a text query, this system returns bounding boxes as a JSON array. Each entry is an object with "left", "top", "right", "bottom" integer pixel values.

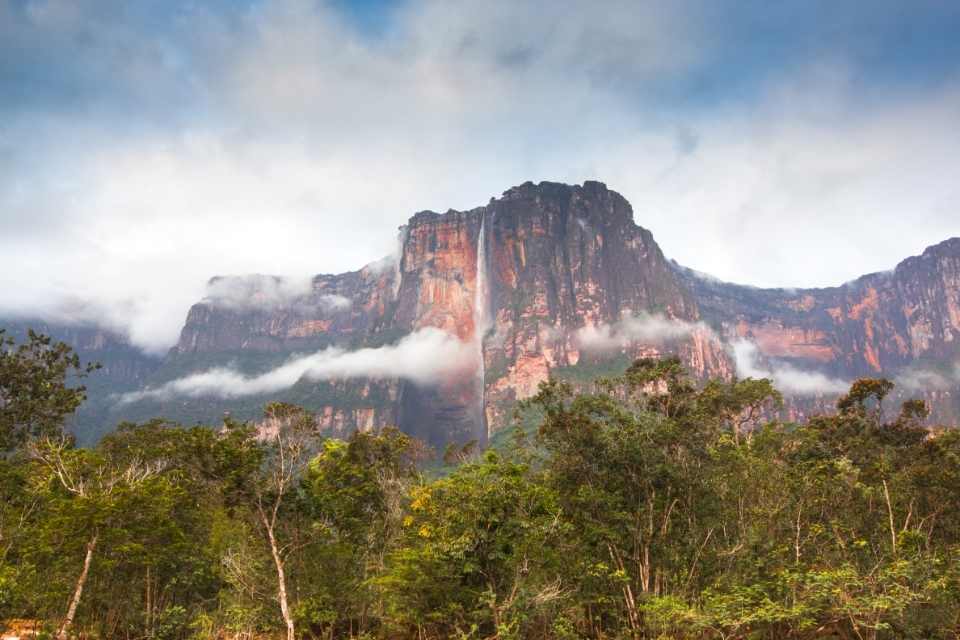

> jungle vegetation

[{"left": 2, "top": 329, "right": 959, "bottom": 639}]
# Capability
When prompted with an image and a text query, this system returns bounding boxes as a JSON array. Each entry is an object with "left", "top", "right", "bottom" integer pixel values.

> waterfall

[
  {"left": 393, "top": 225, "right": 408, "bottom": 300},
  {"left": 474, "top": 213, "right": 490, "bottom": 437}
]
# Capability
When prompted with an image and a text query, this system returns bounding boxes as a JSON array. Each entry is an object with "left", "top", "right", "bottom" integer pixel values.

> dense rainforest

[{"left": 2, "top": 328, "right": 959, "bottom": 640}]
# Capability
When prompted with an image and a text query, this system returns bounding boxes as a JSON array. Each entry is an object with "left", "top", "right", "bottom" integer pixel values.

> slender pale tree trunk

[
  {"left": 260, "top": 510, "right": 295, "bottom": 640},
  {"left": 882, "top": 479, "right": 898, "bottom": 557},
  {"left": 57, "top": 533, "right": 98, "bottom": 640}
]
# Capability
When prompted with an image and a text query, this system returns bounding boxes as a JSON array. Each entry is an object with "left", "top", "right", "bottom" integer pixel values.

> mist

[
  {"left": 731, "top": 339, "right": 849, "bottom": 396},
  {"left": 203, "top": 275, "right": 351, "bottom": 312},
  {"left": 118, "top": 327, "right": 474, "bottom": 403},
  {"left": 576, "top": 313, "right": 707, "bottom": 352},
  {"left": 895, "top": 363, "right": 960, "bottom": 392}
]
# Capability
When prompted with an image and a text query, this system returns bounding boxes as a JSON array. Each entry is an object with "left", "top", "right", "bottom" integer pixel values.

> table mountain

[{"left": 6, "top": 182, "right": 958, "bottom": 445}]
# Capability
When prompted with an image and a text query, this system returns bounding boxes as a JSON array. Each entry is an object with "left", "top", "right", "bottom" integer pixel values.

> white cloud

[
  {"left": 2, "top": 1, "right": 959, "bottom": 355},
  {"left": 117, "top": 327, "right": 474, "bottom": 402},
  {"left": 318, "top": 294, "right": 351, "bottom": 311},
  {"left": 731, "top": 339, "right": 849, "bottom": 396},
  {"left": 895, "top": 363, "right": 960, "bottom": 392},
  {"left": 204, "top": 274, "right": 311, "bottom": 308},
  {"left": 202, "top": 274, "right": 350, "bottom": 312},
  {"left": 576, "top": 313, "right": 706, "bottom": 352},
  {"left": 593, "top": 74, "right": 960, "bottom": 289}
]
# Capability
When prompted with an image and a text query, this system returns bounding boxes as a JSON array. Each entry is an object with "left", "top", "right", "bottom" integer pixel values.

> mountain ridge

[{"left": 5, "top": 181, "right": 958, "bottom": 444}]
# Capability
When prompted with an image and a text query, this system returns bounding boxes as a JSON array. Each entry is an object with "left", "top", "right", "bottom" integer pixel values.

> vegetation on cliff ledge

[{"left": 2, "top": 330, "right": 960, "bottom": 639}]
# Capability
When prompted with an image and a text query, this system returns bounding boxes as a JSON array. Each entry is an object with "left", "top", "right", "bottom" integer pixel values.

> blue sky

[
  {"left": 5, "top": 1, "right": 960, "bottom": 118},
  {"left": 1, "top": 0, "right": 959, "bottom": 350}
]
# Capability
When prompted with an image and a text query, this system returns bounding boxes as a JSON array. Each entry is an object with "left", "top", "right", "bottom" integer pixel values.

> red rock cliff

[{"left": 35, "top": 182, "right": 957, "bottom": 445}]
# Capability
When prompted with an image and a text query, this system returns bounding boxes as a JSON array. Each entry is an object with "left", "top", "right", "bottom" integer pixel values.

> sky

[{"left": 2, "top": 0, "right": 959, "bottom": 353}]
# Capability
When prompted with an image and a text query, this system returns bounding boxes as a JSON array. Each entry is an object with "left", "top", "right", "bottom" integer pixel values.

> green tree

[
  {"left": 303, "top": 427, "right": 425, "bottom": 636},
  {"left": 0, "top": 454, "right": 36, "bottom": 619},
  {"left": 26, "top": 436, "right": 166, "bottom": 639},
  {"left": 380, "top": 447, "right": 564, "bottom": 640},
  {"left": 218, "top": 403, "right": 320, "bottom": 640},
  {"left": 0, "top": 329, "right": 98, "bottom": 451},
  {"left": 529, "top": 359, "right": 780, "bottom": 637}
]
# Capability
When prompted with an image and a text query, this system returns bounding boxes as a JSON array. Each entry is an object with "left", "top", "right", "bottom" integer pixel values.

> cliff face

[
  {"left": 391, "top": 208, "right": 486, "bottom": 446},
  {"left": 7, "top": 181, "right": 958, "bottom": 445},
  {"left": 678, "top": 237, "right": 960, "bottom": 422},
  {"left": 110, "top": 181, "right": 735, "bottom": 446},
  {"left": 480, "top": 181, "right": 731, "bottom": 428},
  {"left": 391, "top": 182, "right": 735, "bottom": 444},
  {"left": 175, "top": 264, "right": 399, "bottom": 354},
  {"left": 684, "top": 239, "right": 960, "bottom": 374}
]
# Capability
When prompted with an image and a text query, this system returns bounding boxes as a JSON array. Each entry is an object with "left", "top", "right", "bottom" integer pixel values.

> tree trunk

[
  {"left": 262, "top": 513, "right": 295, "bottom": 640},
  {"left": 57, "top": 533, "right": 98, "bottom": 640}
]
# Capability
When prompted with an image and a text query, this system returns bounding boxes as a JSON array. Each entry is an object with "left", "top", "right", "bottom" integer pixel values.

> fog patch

[
  {"left": 731, "top": 339, "right": 849, "bottom": 395},
  {"left": 676, "top": 263, "right": 728, "bottom": 286},
  {"left": 576, "top": 313, "right": 707, "bottom": 352},
  {"left": 895, "top": 363, "right": 960, "bottom": 391},
  {"left": 117, "top": 328, "right": 473, "bottom": 403},
  {"left": 203, "top": 275, "right": 351, "bottom": 313},
  {"left": 362, "top": 254, "right": 397, "bottom": 277},
  {"left": 204, "top": 274, "right": 312, "bottom": 309}
]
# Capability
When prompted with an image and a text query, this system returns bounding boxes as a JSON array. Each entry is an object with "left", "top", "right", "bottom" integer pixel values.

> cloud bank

[
  {"left": 2, "top": 1, "right": 959, "bottom": 352},
  {"left": 118, "top": 327, "right": 474, "bottom": 403},
  {"left": 731, "top": 339, "right": 849, "bottom": 396},
  {"left": 895, "top": 363, "right": 960, "bottom": 392},
  {"left": 576, "top": 313, "right": 706, "bottom": 352},
  {"left": 203, "top": 274, "right": 350, "bottom": 312}
]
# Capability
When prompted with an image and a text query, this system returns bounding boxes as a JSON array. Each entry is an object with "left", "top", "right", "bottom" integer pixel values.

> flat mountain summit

[{"left": 7, "top": 181, "right": 959, "bottom": 444}]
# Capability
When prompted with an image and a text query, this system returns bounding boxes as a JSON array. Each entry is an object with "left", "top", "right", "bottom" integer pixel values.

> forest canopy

[{"left": 1, "top": 331, "right": 959, "bottom": 640}]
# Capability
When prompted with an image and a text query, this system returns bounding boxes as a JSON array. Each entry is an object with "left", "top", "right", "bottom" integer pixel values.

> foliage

[
  {"left": 378, "top": 448, "right": 566, "bottom": 639},
  {"left": 2, "top": 328, "right": 960, "bottom": 639},
  {"left": 0, "top": 329, "right": 98, "bottom": 451}
]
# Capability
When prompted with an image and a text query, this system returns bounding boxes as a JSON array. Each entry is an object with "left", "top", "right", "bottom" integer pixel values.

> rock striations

[{"left": 7, "top": 182, "right": 959, "bottom": 444}]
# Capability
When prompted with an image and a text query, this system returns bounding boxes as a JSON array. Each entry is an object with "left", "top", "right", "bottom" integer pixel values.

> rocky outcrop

[
  {"left": 480, "top": 181, "right": 731, "bottom": 429},
  {"left": 390, "top": 208, "right": 487, "bottom": 446},
  {"left": 8, "top": 181, "right": 958, "bottom": 445},
  {"left": 677, "top": 237, "right": 960, "bottom": 422},
  {"left": 175, "top": 263, "right": 399, "bottom": 354},
  {"left": 682, "top": 239, "right": 960, "bottom": 375},
  {"left": 385, "top": 181, "right": 736, "bottom": 443},
  {"left": 103, "top": 181, "right": 737, "bottom": 446}
]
